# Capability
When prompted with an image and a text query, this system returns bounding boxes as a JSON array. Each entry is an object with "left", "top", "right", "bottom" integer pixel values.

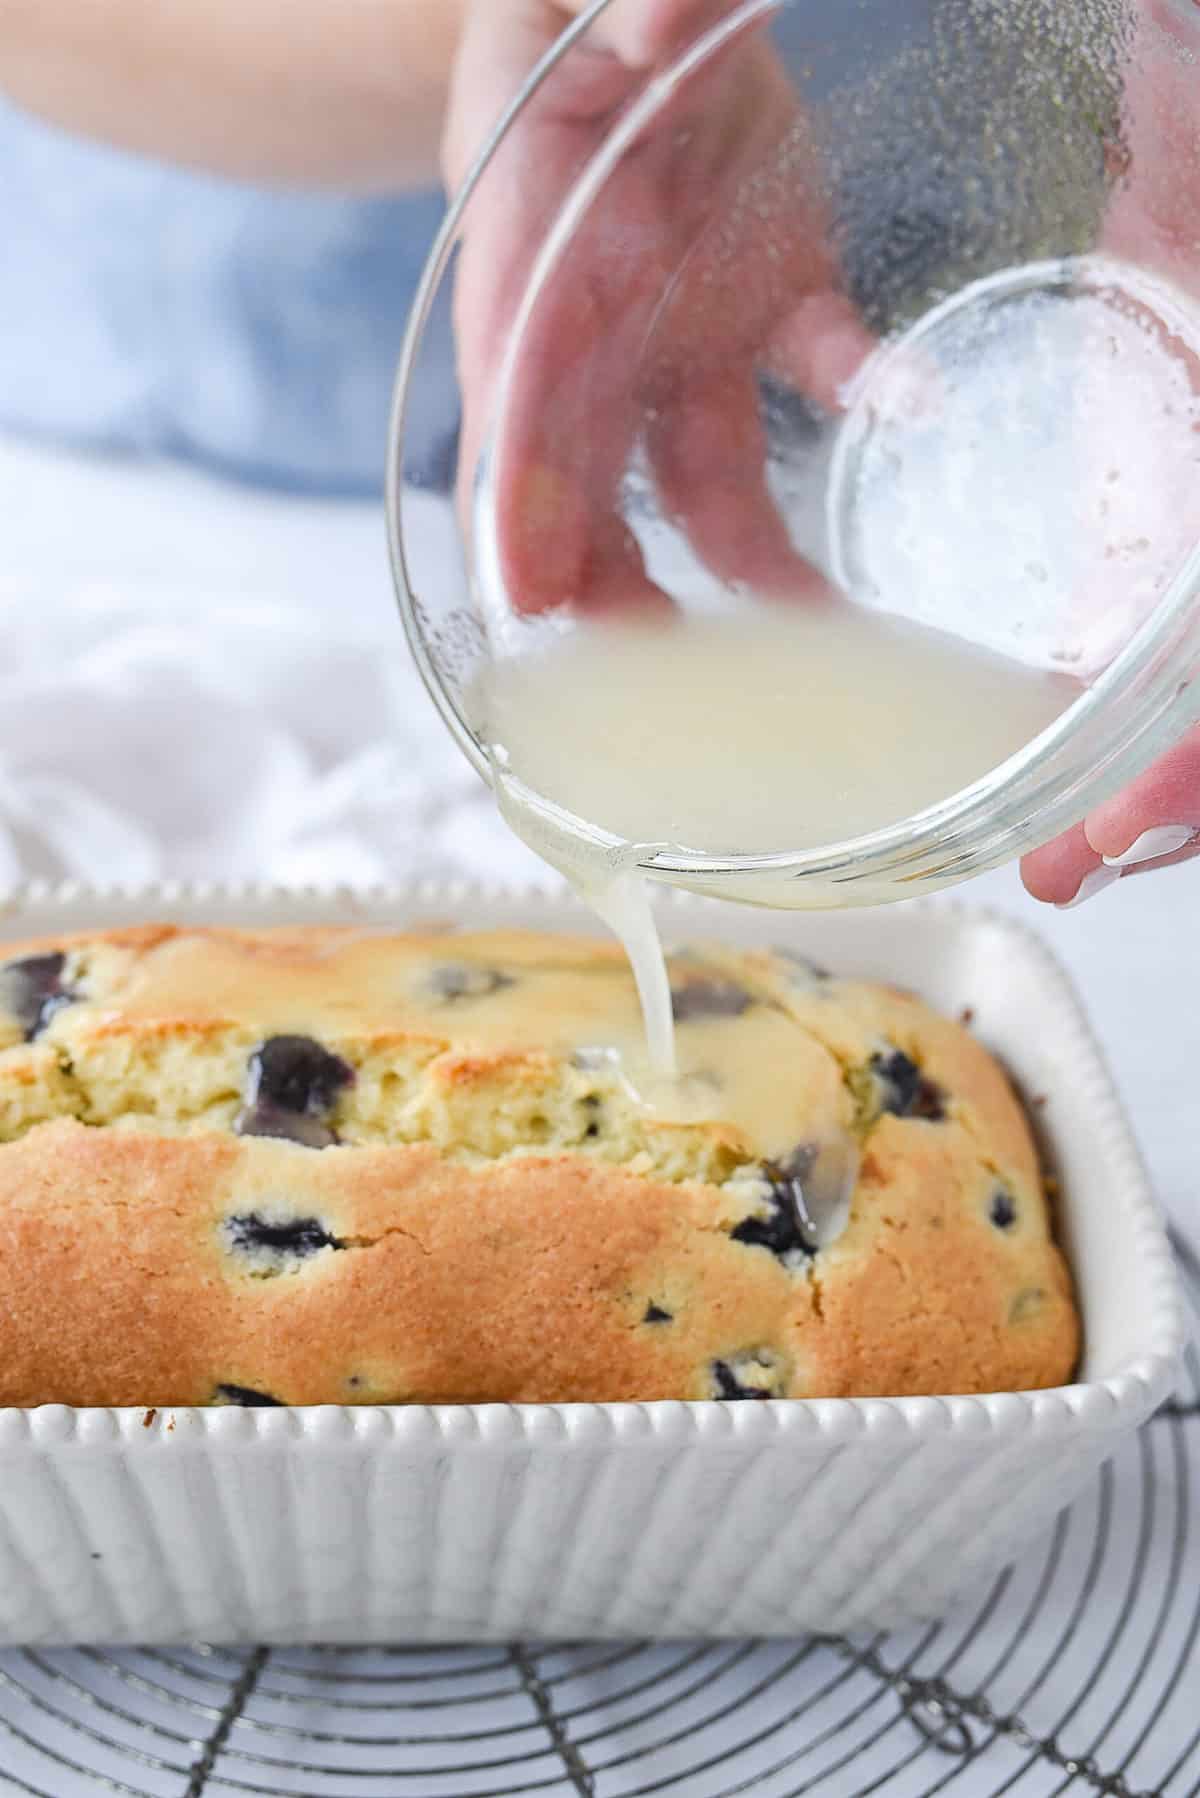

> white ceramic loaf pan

[{"left": 0, "top": 881, "right": 1184, "bottom": 1646}]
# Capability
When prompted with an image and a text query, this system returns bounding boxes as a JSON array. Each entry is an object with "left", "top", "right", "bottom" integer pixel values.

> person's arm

[{"left": 0, "top": 0, "right": 466, "bottom": 188}]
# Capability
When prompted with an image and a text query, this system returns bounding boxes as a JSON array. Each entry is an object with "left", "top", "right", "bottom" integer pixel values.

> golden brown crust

[{"left": 0, "top": 924, "right": 1079, "bottom": 1406}]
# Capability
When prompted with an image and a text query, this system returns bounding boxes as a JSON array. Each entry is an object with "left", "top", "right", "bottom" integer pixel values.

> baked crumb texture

[{"left": 0, "top": 926, "right": 1078, "bottom": 1406}]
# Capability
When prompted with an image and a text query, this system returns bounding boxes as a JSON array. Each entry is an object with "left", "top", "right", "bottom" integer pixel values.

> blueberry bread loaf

[{"left": 0, "top": 925, "right": 1078, "bottom": 1407}]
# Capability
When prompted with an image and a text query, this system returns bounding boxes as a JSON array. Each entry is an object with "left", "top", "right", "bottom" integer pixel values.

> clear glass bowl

[{"left": 388, "top": 0, "right": 1200, "bottom": 907}]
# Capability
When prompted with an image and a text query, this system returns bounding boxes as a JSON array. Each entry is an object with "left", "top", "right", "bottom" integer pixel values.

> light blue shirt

[{"left": 0, "top": 101, "right": 450, "bottom": 495}]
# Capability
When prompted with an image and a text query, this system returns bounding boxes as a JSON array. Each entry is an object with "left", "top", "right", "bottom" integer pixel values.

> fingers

[
  {"left": 488, "top": 306, "right": 667, "bottom": 615},
  {"left": 632, "top": 52, "right": 866, "bottom": 600},
  {"left": 1021, "top": 825, "right": 1121, "bottom": 909},
  {"left": 497, "top": 459, "right": 670, "bottom": 614},
  {"left": 1081, "top": 723, "right": 1200, "bottom": 872},
  {"left": 1021, "top": 723, "right": 1200, "bottom": 905},
  {"left": 449, "top": 0, "right": 861, "bottom": 618},
  {"left": 646, "top": 365, "right": 830, "bottom": 600},
  {"left": 765, "top": 292, "right": 877, "bottom": 418}
]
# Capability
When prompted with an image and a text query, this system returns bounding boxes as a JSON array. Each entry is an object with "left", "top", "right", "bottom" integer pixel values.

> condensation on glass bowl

[{"left": 827, "top": 255, "right": 1200, "bottom": 682}]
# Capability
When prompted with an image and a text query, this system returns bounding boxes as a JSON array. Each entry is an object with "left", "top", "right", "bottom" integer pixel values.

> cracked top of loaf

[{"left": 0, "top": 924, "right": 1078, "bottom": 1407}]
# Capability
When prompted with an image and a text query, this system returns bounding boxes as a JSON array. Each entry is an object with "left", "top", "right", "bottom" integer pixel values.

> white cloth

[{"left": 0, "top": 433, "right": 543, "bottom": 892}]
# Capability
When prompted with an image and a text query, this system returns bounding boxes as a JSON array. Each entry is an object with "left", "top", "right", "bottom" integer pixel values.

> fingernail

[
  {"left": 1056, "top": 866, "right": 1123, "bottom": 910},
  {"left": 1102, "top": 825, "right": 1197, "bottom": 868}
]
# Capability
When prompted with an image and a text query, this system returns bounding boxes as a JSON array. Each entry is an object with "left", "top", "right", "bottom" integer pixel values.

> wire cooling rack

[{"left": 0, "top": 1235, "right": 1195, "bottom": 1798}]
